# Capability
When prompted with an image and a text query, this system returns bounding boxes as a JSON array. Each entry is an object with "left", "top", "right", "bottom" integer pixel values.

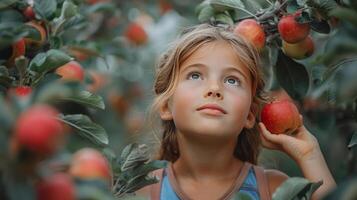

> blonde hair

[{"left": 151, "top": 24, "right": 268, "bottom": 164}]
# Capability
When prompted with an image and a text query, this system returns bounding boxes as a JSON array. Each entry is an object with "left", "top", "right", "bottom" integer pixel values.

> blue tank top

[{"left": 160, "top": 167, "right": 260, "bottom": 200}]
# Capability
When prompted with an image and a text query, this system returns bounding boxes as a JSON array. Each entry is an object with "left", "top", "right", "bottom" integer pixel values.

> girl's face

[{"left": 160, "top": 40, "right": 255, "bottom": 140}]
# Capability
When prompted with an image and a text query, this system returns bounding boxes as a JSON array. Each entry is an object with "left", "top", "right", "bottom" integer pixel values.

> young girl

[{"left": 138, "top": 24, "right": 336, "bottom": 200}]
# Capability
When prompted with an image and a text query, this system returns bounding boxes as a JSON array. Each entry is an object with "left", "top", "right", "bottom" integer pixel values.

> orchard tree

[{"left": 0, "top": 0, "right": 167, "bottom": 199}]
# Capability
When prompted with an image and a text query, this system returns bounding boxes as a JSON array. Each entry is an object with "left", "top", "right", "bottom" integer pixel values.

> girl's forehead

[{"left": 180, "top": 40, "right": 249, "bottom": 73}]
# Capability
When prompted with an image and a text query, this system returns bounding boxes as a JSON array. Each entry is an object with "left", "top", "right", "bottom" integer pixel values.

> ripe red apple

[
  {"left": 13, "top": 86, "right": 32, "bottom": 97},
  {"left": 23, "top": 6, "right": 35, "bottom": 20},
  {"left": 233, "top": 19, "right": 266, "bottom": 50},
  {"left": 125, "top": 23, "right": 148, "bottom": 45},
  {"left": 69, "top": 148, "right": 112, "bottom": 184},
  {"left": 282, "top": 35, "right": 314, "bottom": 59},
  {"left": 278, "top": 13, "right": 310, "bottom": 43},
  {"left": 36, "top": 173, "right": 75, "bottom": 200},
  {"left": 261, "top": 100, "right": 301, "bottom": 134},
  {"left": 14, "top": 105, "right": 64, "bottom": 155},
  {"left": 55, "top": 61, "right": 85, "bottom": 82}
]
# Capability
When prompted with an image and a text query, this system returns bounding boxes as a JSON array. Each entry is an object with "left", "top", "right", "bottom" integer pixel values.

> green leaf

[
  {"left": 119, "top": 143, "right": 150, "bottom": 172},
  {"left": 274, "top": 50, "right": 310, "bottom": 100},
  {"left": 195, "top": 0, "right": 210, "bottom": 16},
  {"left": 0, "top": 9, "right": 24, "bottom": 24},
  {"left": 330, "top": 7, "right": 357, "bottom": 27},
  {"left": 348, "top": 132, "right": 357, "bottom": 148},
  {"left": 59, "top": 114, "right": 109, "bottom": 146},
  {"left": 287, "top": 0, "right": 301, "bottom": 14},
  {"left": 60, "top": 0, "right": 77, "bottom": 20},
  {"left": 198, "top": 5, "right": 215, "bottom": 22},
  {"left": 241, "top": 0, "right": 261, "bottom": 13},
  {"left": 272, "top": 177, "right": 323, "bottom": 200},
  {"left": 0, "top": 0, "right": 19, "bottom": 9},
  {"left": 0, "top": 66, "right": 9, "bottom": 76},
  {"left": 214, "top": 12, "right": 234, "bottom": 25},
  {"left": 327, "top": 58, "right": 357, "bottom": 104},
  {"left": 310, "top": 19, "right": 330, "bottom": 34},
  {"left": 34, "top": 0, "right": 57, "bottom": 20},
  {"left": 86, "top": 2, "right": 116, "bottom": 14},
  {"left": 124, "top": 175, "right": 158, "bottom": 194},
  {"left": 307, "top": 0, "right": 339, "bottom": 18},
  {"left": 29, "top": 49, "right": 73, "bottom": 74},
  {"left": 233, "top": 192, "right": 254, "bottom": 200},
  {"left": 61, "top": 90, "right": 105, "bottom": 110},
  {"left": 0, "top": 96, "right": 15, "bottom": 131},
  {"left": 210, "top": 0, "right": 245, "bottom": 11},
  {"left": 128, "top": 160, "right": 167, "bottom": 179}
]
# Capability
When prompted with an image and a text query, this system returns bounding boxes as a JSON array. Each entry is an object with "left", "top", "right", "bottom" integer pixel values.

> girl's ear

[
  {"left": 159, "top": 100, "right": 173, "bottom": 120},
  {"left": 244, "top": 111, "right": 255, "bottom": 129}
]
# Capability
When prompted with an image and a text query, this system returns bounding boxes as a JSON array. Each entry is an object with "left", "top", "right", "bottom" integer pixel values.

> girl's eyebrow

[
  {"left": 182, "top": 63, "right": 249, "bottom": 82},
  {"left": 223, "top": 66, "right": 249, "bottom": 82}
]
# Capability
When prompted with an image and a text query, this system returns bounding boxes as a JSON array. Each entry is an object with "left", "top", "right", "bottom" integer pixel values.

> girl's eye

[
  {"left": 225, "top": 77, "right": 240, "bottom": 86},
  {"left": 188, "top": 72, "right": 202, "bottom": 80}
]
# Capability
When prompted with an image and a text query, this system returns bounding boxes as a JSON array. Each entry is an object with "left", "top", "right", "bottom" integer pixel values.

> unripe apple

[
  {"left": 69, "top": 148, "right": 112, "bottom": 184},
  {"left": 14, "top": 105, "right": 64, "bottom": 155},
  {"left": 261, "top": 100, "right": 301, "bottom": 135},
  {"left": 36, "top": 173, "right": 75, "bottom": 200},
  {"left": 233, "top": 19, "right": 266, "bottom": 50},
  {"left": 282, "top": 36, "right": 314, "bottom": 60},
  {"left": 55, "top": 61, "right": 85, "bottom": 82},
  {"left": 24, "top": 21, "right": 47, "bottom": 50},
  {"left": 278, "top": 13, "right": 310, "bottom": 43},
  {"left": 125, "top": 23, "right": 148, "bottom": 45},
  {"left": 23, "top": 6, "right": 35, "bottom": 20}
]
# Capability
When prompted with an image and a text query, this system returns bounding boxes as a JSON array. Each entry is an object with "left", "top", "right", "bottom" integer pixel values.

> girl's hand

[{"left": 258, "top": 115, "right": 321, "bottom": 164}]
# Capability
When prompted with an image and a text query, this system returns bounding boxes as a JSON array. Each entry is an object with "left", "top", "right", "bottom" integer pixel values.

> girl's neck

[{"left": 172, "top": 131, "right": 244, "bottom": 182}]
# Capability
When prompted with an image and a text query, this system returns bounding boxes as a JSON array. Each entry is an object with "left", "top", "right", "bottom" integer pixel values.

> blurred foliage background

[{"left": 0, "top": 0, "right": 356, "bottom": 199}]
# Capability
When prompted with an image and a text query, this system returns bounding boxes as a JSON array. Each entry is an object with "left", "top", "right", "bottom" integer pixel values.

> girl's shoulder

[{"left": 262, "top": 167, "right": 289, "bottom": 196}]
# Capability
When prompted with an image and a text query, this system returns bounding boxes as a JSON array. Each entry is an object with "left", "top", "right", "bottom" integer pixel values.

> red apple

[
  {"left": 13, "top": 86, "right": 32, "bottom": 97},
  {"left": 69, "top": 148, "right": 112, "bottom": 184},
  {"left": 261, "top": 100, "right": 301, "bottom": 134},
  {"left": 23, "top": 6, "right": 35, "bottom": 20},
  {"left": 125, "top": 23, "right": 148, "bottom": 45},
  {"left": 36, "top": 173, "right": 75, "bottom": 200},
  {"left": 278, "top": 13, "right": 310, "bottom": 43},
  {"left": 55, "top": 61, "right": 85, "bottom": 82},
  {"left": 282, "top": 35, "right": 314, "bottom": 59},
  {"left": 14, "top": 105, "right": 64, "bottom": 155},
  {"left": 233, "top": 19, "right": 266, "bottom": 50}
]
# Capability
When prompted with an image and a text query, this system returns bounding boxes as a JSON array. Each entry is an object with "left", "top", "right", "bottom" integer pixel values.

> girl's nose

[{"left": 204, "top": 84, "right": 223, "bottom": 100}]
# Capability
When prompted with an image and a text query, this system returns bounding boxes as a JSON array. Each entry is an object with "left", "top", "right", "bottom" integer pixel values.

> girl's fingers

[
  {"left": 259, "top": 122, "right": 295, "bottom": 146},
  {"left": 260, "top": 132, "right": 280, "bottom": 150}
]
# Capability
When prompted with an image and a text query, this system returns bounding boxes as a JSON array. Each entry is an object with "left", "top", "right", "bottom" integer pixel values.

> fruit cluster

[{"left": 233, "top": 10, "right": 314, "bottom": 60}]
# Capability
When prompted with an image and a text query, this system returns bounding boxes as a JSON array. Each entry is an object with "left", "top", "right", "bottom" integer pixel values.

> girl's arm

[{"left": 258, "top": 116, "right": 336, "bottom": 200}]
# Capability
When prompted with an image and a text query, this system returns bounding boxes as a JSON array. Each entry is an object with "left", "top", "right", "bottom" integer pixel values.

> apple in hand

[{"left": 261, "top": 100, "right": 302, "bottom": 135}]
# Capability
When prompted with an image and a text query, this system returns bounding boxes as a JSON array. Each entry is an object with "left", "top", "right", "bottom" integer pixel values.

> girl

[{"left": 138, "top": 24, "right": 336, "bottom": 200}]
